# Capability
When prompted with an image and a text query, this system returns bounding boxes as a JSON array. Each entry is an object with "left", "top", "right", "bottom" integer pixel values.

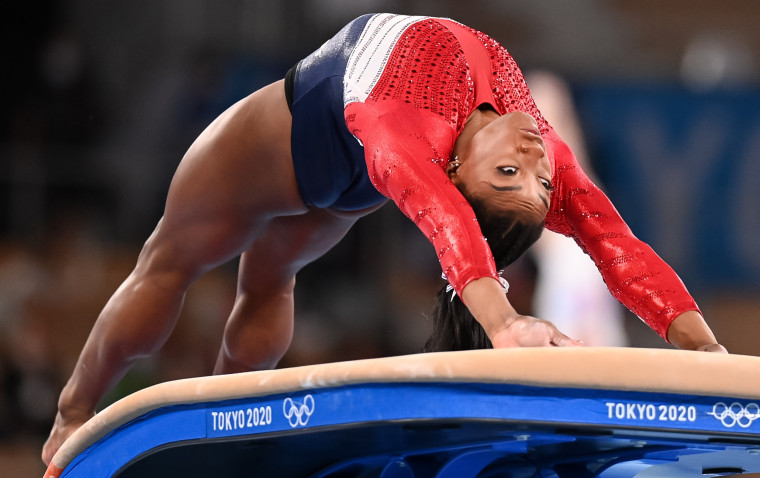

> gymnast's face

[{"left": 449, "top": 111, "right": 552, "bottom": 218}]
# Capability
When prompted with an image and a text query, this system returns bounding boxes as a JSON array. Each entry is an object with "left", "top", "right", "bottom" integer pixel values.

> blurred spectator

[{"left": 680, "top": 32, "right": 756, "bottom": 92}]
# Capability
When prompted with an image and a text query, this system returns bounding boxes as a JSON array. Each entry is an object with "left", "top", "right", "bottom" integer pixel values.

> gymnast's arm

[
  {"left": 543, "top": 129, "right": 725, "bottom": 352},
  {"left": 346, "top": 101, "right": 578, "bottom": 347},
  {"left": 667, "top": 311, "right": 726, "bottom": 352}
]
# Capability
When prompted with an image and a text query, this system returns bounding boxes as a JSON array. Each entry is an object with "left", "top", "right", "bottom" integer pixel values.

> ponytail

[{"left": 422, "top": 285, "right": 492, "bottom": 352}]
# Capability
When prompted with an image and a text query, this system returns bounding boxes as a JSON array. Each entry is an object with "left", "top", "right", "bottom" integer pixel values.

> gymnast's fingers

[
  {"left": 550, "top": 330, "right": 584, "bottom": 347},
  {"left": 697, "top": 343, "right": 729, "bottom": 353}
]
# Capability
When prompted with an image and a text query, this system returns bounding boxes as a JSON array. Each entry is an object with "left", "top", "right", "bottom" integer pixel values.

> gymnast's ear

[{"left": 446, "top": 159, "right": 462, "bottom": 182}]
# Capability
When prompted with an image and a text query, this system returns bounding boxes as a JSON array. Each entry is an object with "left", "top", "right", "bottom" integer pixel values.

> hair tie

[
  {"left": 441, "top": 272, "right": 509, "bottom": 302},
  {"left": 498, "top": 271, "right": 510, "bottom": 294}
]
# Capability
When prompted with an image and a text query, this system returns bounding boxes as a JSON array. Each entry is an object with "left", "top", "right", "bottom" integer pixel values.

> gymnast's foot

[{"left": 42, "top": 409, "right": 95, "bottom": 466}]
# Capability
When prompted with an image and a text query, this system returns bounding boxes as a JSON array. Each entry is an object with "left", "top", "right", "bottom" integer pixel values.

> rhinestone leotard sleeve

[{"left": 543, "top": 129, "right": 700, "bottom": 339}]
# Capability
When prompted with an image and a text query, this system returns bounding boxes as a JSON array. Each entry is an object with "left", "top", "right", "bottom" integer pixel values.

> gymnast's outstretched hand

[
  {"left": 698, "top": 343, "right": 729, "bottom": 353},
  {"left": 489, "top": 315, "right": 583, "bottom": 348},
  {"left": 42, "top": 408, "right": 95, "bottom": 465},
  {"left": 461, "top": 277, "right": 583, "bottom": 348}
]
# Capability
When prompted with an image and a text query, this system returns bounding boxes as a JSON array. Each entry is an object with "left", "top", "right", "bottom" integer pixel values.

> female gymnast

[{"left": 42, "top": 13, "right": 726, "bottom": 465}]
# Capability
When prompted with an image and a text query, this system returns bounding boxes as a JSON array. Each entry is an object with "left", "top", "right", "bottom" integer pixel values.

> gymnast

[{"left": 42, "top": 13, "right": 726, "bottom": 465}]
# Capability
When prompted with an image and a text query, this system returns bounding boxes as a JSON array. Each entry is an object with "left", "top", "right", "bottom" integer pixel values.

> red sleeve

[
  {"left": 543, "top": 128, "right": 700, "bottom": 340},
  {"left": 345, "top": 100, "right": 500, "bottom": 297}
]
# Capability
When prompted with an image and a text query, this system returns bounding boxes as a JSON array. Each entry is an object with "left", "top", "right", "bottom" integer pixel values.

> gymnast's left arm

[
  {"left": 666, "top": 311, "right": 726, "bottom": 352},
  {"left": 543, "top": 129, "right": 726, "bottom": 353}
]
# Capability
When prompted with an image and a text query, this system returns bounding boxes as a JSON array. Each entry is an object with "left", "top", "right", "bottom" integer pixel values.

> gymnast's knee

[
  {"left": 219, "top": 328, "right": 293, "bottom": 372},
  {"left": 218, "top": 283, "right": 296, "bottom": 371}
]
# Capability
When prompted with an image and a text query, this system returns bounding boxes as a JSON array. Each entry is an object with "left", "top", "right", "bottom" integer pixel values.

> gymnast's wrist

[
  {"left": 666, "top": 310, "right": 725, "bottom": 352},
  {"left": 485, "top": 309, "right": 522, "bottom": 336},
  {"left": 460, "top": 277, "right": 519, "bottom": 336},
  {"left": 57, "top": 385, "right": 97, "bottom": 421},
  {"left": 56, "top": 403, "right": 96, "bottom": 427}
]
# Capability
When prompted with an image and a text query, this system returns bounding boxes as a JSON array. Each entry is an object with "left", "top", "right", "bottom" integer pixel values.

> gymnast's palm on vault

[{"left": 42, "top": 13, "right": 726, "bottom": 466}]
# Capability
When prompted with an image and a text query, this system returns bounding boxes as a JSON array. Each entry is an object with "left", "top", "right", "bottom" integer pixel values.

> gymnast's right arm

[{"left": 345, "top": 100, "right": 579, "bottom": 348}]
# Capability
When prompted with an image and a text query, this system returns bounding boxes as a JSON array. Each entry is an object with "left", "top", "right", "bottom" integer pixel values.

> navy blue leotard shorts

[{"left": 284, "top": 14, "right": 386, "bottom": 211}]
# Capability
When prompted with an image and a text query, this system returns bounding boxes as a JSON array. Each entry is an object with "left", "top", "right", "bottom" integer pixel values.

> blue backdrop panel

[{"left": 575, "top": 85, "right": 760, "bottom": 292}]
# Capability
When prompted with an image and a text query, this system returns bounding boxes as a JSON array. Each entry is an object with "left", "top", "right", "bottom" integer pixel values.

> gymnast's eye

[
  {"left": 499, "top": 166, "right": 517, "bottom": 176},
  {"left": 540, "top": 178, "right": 554, "bottom": 191}
]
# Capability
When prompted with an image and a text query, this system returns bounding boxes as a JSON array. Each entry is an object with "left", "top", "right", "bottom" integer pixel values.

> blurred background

[{"left": 2, "top": 0, "right": 760, "bottom": 474}]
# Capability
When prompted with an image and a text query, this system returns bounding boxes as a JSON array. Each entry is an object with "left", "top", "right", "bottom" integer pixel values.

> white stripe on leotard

[{"left": 343, "top": 13, "right": 429, "bottom": 107}]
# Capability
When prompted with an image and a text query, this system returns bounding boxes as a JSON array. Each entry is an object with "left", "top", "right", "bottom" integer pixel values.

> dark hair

[{"left": 422, "top": 192, "right": 545, "bottom": 352}]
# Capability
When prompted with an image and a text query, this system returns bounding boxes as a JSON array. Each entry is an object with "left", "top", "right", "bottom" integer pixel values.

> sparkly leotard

[{"left": 290, "top": 13, "right": 699, "bottom": 339}]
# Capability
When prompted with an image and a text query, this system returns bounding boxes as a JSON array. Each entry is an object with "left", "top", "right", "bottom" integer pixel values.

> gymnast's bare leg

[
  {"left": 42, "top": 80, "right": 327, "bottom": 464},
  {"left": 213, "top": 206, "right": 380, "bottom": 374}
]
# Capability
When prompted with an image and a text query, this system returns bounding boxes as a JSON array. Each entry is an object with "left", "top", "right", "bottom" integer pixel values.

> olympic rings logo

[
  {"left": 708, "top": 402, "right": 760, "bottom": 428},
  {"left": 283, "top": 394, "right": 315, "bottom": 428}
]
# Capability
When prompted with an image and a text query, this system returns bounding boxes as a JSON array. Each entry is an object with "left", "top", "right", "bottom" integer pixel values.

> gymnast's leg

[{"left": 214, "top": 208, "right": 369, "bottom": 374}]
